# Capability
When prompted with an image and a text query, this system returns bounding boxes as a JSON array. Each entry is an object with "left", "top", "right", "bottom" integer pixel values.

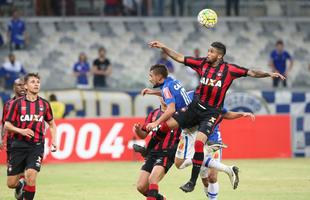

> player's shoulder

[{"left": 38, "top": 96, "right": 50, "bottom": 104}]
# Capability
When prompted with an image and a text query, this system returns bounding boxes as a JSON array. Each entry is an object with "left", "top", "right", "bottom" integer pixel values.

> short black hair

[
  {"left": 150, "top": 64, "right": 168, "bottom": 78},
  {"left": 24, "top": 73, "right": 40, "bottom": 83},
  {"left": 276, "top": 40, "right": 284, "bottom": 46},
  {"left": 211, "top": 42, "right": 226, "bottom": 56},
  {"left": 49, "top": 94, "right": 57, "bottom": 101}
]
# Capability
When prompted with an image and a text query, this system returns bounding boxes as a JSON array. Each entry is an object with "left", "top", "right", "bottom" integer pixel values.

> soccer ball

[{"left": 197, "top": 9, "right": 218, "bottom": 28}]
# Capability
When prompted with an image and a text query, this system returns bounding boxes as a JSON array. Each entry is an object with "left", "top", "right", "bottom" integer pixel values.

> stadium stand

[{"left": 0, "top": 17, "right": 309, "bottom": 90}]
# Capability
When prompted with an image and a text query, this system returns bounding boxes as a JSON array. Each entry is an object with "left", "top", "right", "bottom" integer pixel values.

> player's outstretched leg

[
  {"left": 180, "top": 138, "right": 205, "bottom": 193},
  {"left": 204, "top": 157, "right": 239, "bottom": 189}
]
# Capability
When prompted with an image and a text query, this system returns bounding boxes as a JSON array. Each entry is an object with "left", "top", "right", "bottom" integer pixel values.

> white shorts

[{"left": 175, "top": 129, "right": 222, "bottom": 178}]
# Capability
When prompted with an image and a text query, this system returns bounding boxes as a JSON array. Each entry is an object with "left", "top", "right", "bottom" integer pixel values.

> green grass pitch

[{"left": 1, "top": 158, "right": 310, "bottom": 200}]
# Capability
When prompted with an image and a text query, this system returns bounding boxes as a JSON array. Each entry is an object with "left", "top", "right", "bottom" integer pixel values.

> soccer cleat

[
  {"left": 228, "top": 166, "right": 239, "bottom": 190},
  {"left": 179, "top": 181, "right": 195, "bottom": 193},
  {"left": 133, "top": 144, "right": 148, "bottom": 157},
  {"left": 15, "top": 178, "right": 25, "bottom": 200}
]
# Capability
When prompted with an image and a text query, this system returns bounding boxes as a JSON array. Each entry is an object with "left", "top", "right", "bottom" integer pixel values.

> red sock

[
  {"left": 24, "top": 185, "right": 36, "bottom": 200},
  {"left": 147, "top": 184, "right": 158, "bottom": 200},
  {"left": 190, "top": 140, "right": 205, "bottom": 184}
]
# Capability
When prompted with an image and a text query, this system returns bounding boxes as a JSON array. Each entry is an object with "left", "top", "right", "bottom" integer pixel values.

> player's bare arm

[
  {"left": 133, "top": 123, "right": 148, "bottom": 139},
  {"left": 0, "top": 125, "right": 4, "bottom": 150},
  {"left": 146, "top": 102, "right": 175, "bottom": 131},
  {"left": 247, "top": 69, "right": 286, "bottom": 80},
  {"left": 148, "top": 41, "right": 185, "bottom": 63},
  {"left": 48, "top": 119, "right": 57, "bottom": 152},
  {"left": 4, "top": 121, "right": 34, "bottom": 138},
  {"left": 141, "top": 88, "right": 162, "bottom": 96},
  {"left": 223, "top": 111, "right": 255, "bottom": 121}
]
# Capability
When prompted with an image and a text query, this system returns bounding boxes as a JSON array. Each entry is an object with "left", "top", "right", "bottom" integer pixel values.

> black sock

[
  {"left": 15, "top": 181, "right": 23, "bottom": 191},
  {"left": 147, "top": 184, "right": 158, "bottom": 200},
  {"left": 190, "top": 141, "right": 205, "bottom": 184},
  {"left": 156, "top": 193, "right": 164, "bottom": 200}
]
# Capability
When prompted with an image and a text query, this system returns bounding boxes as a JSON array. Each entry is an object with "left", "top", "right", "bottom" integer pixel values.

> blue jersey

[
  {"left": 8, "top": 19, "right": 25, "bottom": 45},
  {"left": 187, "top": 90, "right": 225, "bottom": 143},
  {"left": 73, "top": 61, "right": 90, "bottom": 85},
  {"left": 270, "top": 50, "right": 292, "bottom": 74},
  {"left": 160, "top": 77, "right": 191, "bottom": 111}
]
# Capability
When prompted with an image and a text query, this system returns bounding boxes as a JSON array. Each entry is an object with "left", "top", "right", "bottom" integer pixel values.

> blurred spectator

[
  {"left": 35, "top": 0, "right": 52, "bottom": 16},
  {"left": 157, "top": 51, "right": 174, "bottom": 73},
  {"left": 226, "top": 0, "right": 239, "bottom": 16},
  {"left": 49, "top": 94, "right": 65, "bottom": 119},
  {"left": 92, "top": 47, "right": 112, "bottom": 88},
  {"left": 171, "top": 0, "right": 184, "bottom": 16},
  {"left": 269, "top": 40, "right": 293, "bottom": 87},
  {"left": 73, "top": 52, "right": 90, "bottom": 89},
  {"left": 104, "top": 0, "right": 122, "bottom": 16},
  {"left": 153, "top": 0, "right": 164, "bottom": 16},
  {"left": 194, "top": 48, "right": 200, "bottom": 58},
  {"left": 0, "top": 33, "right": 4, "bottom": 47},
  {"left": 123, "top": 0, "right": 137, "bottom": 16},
  {"left": 1, "top": 53, "right": 26, "bottom": 90},
  {"left": 141, "top": 0, "right": 151, "bottom": 16},
  {"left": 51, "top": 0, "right": 61, "bottom": 16},
  {"left": 7, "top": 10, "right": 27, "bottom": 50}
]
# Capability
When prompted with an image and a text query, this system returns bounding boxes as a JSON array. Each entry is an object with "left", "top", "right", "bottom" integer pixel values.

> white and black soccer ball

[{"left": 197, "top": 9, "right": 218, "bottom": 29}]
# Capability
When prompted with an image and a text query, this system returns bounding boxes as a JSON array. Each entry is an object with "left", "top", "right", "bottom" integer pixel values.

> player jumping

[{"left": 147, "top": 40, "right": 285, "bottom": 192}]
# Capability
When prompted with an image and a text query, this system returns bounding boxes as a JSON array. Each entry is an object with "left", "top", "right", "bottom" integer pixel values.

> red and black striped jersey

[
  {"left": 142, "top": 108, "right": 181, "bottom": 152},
  {"left": 5, "top": 95, "right": 53, "bottom": 143},
  {"left": 184, "top": 56, "right": 249, "bottom": 108},
  {"left": 1, "top": 97, "right": 16, "bottom": 144},
  {"left": 1, "top": 97, "right": 16, "bottom": 126}
]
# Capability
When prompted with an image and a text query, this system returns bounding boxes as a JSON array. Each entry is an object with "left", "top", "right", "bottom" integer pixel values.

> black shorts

[
  {"left": 173, "top": 98, "right": 222, "bottom": 136},
  {"left": 141, "top": 153, "right": 174, "bottom": 174},
  {"left": 7, "top": 140, "right": 44, "bottom": 176}
]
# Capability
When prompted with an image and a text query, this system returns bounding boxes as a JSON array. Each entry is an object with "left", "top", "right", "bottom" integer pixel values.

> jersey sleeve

[
  {"left": 141, "top": 111, "right": 154, "bottom": 131},
  {"left": 44, "top": 101, "right": 54, "bottom": 122},
  {"left": 162, "top": 85, "right": 175, "bottom": 106},
  {"left": 1, "top": 102, "right": 8, "bottom": 125},
  {"left": 228, "top": 63, "right": 249, "bottom": 79},
  {"left": 5, "top": 100, "right": 19, "bottom": 123},
  {"left": 285, "top": 51, "right": 292, "bottom": 60},
  {"left": 221, "top": 107, "right": 228, "bottom": 115},
  {"left": 184, "top": 56, "right": 205, "bottom": 75}
]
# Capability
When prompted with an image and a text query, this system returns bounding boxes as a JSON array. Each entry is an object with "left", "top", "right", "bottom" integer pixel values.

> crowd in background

[{"left": 0, "top": 0, "right": 242, "bottom": 17}]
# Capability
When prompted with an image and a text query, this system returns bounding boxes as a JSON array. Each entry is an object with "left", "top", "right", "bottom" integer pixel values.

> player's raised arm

[
  {"left": 148, "top": 40, "right": 185, "bottom": 63},
  {"left": 247, "top": 69, "right": 286, "bottom": 80},
  {"left": 141, "top": 88, "right": 162, "bottom": 96}
]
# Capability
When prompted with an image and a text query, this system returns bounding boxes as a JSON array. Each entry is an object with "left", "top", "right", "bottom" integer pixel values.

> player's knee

[
  {"left": 7, "top": 179, "right": 18, "bottom": 189},
  {"left": 174, "top": 158, "right": 182, "bottom": 169},
  {"left": 136, "top": 183, "right": 147, "bottom": 195},
  {"left": 208, "top": 173, "right": 218, "bottom": 183},
  {"left": 148, "top": 175, "right": 159, "bottom": 185},
  {"left": 25, "top": 174, "right": 36, "bottom": 186}
]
